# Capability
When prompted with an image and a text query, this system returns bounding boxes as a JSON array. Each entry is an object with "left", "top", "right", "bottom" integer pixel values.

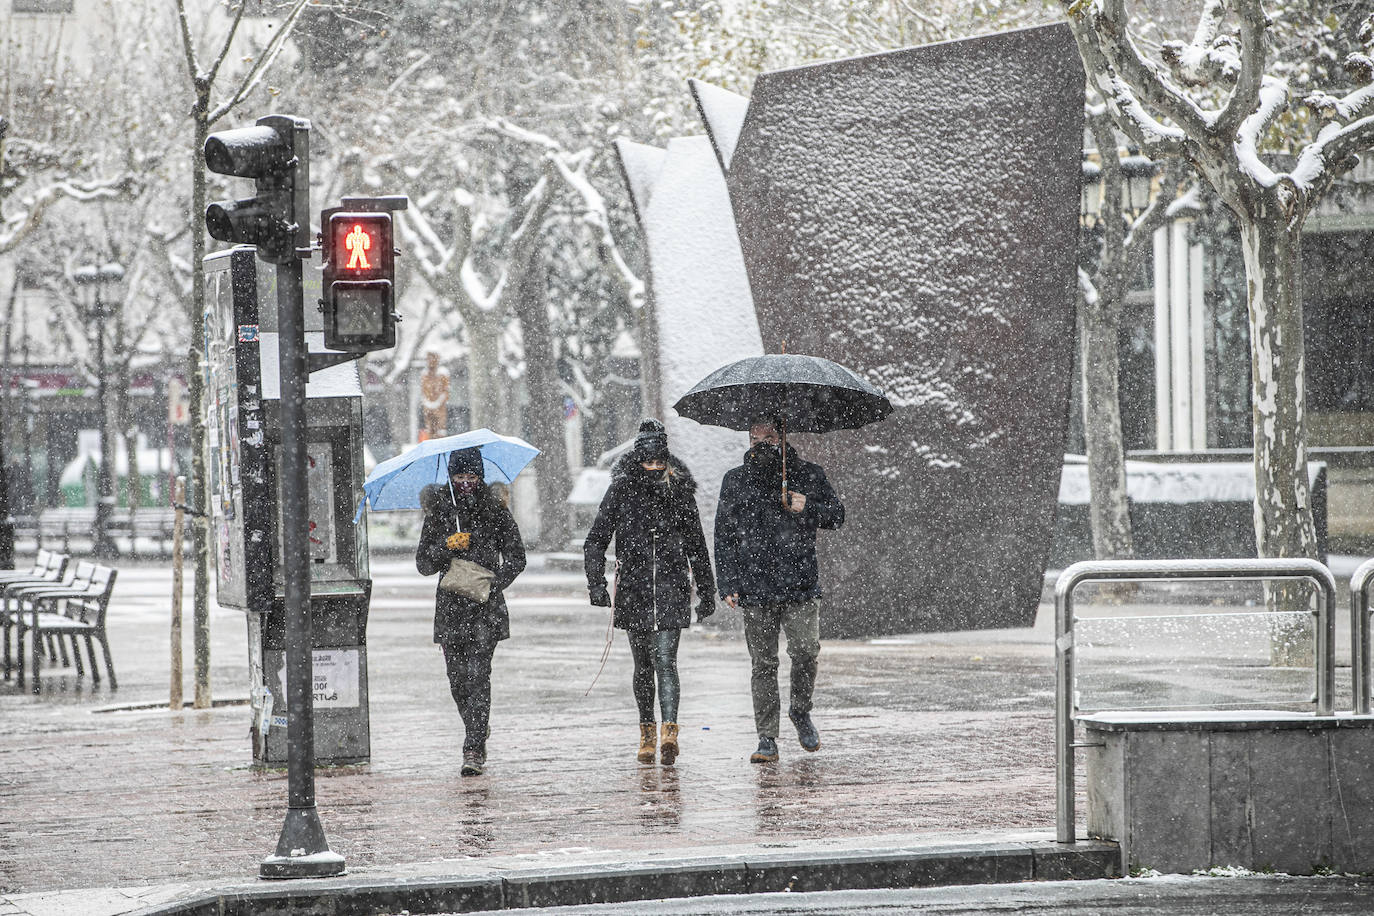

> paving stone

[{"left": 1, "top": 556, "right": 1066, "bottom": 910}]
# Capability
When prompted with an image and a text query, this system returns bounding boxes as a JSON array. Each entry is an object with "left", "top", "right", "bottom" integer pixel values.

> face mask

[
  {"left": 453, "top": 478, "right": 480, "bottom": 495},
  {"left": 750, "top": 441, "right": 781, "bottom": 462}
]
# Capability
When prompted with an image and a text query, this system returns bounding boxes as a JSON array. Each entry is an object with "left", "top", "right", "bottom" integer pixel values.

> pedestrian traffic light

[
  {"left": 204, "top": 115, "right": 309, "bottom": 265},
  {"left": 321, "top": 211, "right": 396, "bottom": 351}
]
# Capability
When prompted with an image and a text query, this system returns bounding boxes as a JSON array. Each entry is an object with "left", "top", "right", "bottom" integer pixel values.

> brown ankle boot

[
  {"left": 659, "top": 722, "right": 680, "bottom": 765},
  {"left": 637, "top": 722, "right": 656, "bottom": 763}
]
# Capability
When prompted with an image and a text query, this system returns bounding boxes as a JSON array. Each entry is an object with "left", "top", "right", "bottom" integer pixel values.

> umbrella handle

[{"left": 780, "top": 418, "right": 789, "bottom": 502}]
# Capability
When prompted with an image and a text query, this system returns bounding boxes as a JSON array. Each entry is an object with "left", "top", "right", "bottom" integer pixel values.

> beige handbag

[
  {"left": 438, "top": 517, "right": 495, "bottom": 603},
  {"left": 440, "top": 558, "right": 494, "bottom": 603}
]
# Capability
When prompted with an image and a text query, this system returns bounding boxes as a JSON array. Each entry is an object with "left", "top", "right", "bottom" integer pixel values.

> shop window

[{"left": 1303, "top": 231, "right": 1374, "bottom": 413}]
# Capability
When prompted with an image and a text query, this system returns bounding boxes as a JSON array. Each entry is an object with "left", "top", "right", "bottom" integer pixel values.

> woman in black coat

[
  {"left": 416, "top": 446, "right": 526, "bottom": 776},
  {"left": 584, "top": 419, "right": 715, "bottom": 765}
]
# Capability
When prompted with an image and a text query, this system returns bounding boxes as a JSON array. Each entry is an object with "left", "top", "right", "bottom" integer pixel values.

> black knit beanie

[
  {"left": 632, "top": 418, "right": 668, "bottom": 459},
  {"left": 447, "top": 447, "right": 485, "bottom": 478}
]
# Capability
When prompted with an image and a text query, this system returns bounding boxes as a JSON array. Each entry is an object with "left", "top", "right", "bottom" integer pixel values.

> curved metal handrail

[
  {"left": 1055, "top": 558, "right": 1337, "bottom": 844},
  {"left": 1352, "top": 559, "right": 1374, "bottom": 715}
]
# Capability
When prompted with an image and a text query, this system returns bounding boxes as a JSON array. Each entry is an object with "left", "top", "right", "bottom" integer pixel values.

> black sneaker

[
  {"left": 750, "top": 735, "right": 779, "bottom": 763},
  {"left": 461, "top": 750, "right": 485, "bottom": 776},
  {"left": 789, "top": 710, "right": 821, "bottom": 752}
]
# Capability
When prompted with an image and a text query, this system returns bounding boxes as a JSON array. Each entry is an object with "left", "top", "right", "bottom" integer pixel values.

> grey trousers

[{"left": 742, "top": 600, "right": 820, "bottom": 739}]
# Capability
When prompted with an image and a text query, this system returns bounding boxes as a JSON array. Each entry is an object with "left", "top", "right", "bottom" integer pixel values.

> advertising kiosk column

[{"left": 204, "top": 247, "right": 373, "bottom": 765}]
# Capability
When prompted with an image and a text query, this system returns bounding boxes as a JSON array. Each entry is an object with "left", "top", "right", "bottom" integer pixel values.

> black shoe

[
  {"left": 789, "top": 710, "right": 821, "bottom": 752},
  {"left": 461, "top": 750, "right": 485, "bottom": 776},
  {"left": 750, "top": 735, "right": 779, "bottom": 763}
]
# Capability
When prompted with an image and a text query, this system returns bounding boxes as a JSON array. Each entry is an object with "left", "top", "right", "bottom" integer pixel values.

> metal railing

[
  {"left": 1055, "top": 558, "right": 1338, "bottom": 844},
  {"left": 1353, "top": 559, "right": 1374, "bottom": 715}
]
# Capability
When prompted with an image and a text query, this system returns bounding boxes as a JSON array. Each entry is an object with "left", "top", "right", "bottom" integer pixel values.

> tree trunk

[
  {"left": 1078, "top": 298, "right": 1135, "bottom": 560},
  {"left": 115, "top": 321, "right": 140, "bottom": 518},
  {"left": 1238, "top": 214, "right": 1320, "bottom": 665},
  {"left": 464, "top": 309, "right": 507, "bottom": 431},
  {"left": 1238, "top": 216, "right": 1319, "bottom": 560},
  {"left": 514, "top": 260, "right": 573, "bottom": 550},
  {"left": 120, "top": 372, "right": 141, "bottom": 517},
  {"left": 632, "top": 289, "right": 662, "bottom": 420},
  {"left": 1079, "top": 113, "right": 1137, "bottom": 565},
  {"left": 189, "top": 97, "right": 212, "bottom": 708}
]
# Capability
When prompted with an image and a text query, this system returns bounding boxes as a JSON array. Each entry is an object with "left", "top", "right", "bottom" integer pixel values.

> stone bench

[{"left": 1082, "top": 710, "right": 1374, "bottom": 874}]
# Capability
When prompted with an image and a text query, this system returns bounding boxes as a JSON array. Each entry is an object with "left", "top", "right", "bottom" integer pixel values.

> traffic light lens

[
  {"left": 331, "top": 216, "right": 389, "bottom": 278},
  {"left": 335, "top": 286, "right": 387, "bottom": 336},
  {"left": 344, "top": 224, "right": 373, "bottom": 270},
  {"left": 322, "top": 208, "right": 396, "bottom": 352}
]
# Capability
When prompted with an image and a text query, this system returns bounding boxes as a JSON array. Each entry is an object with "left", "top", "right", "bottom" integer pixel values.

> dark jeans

[
  {"left": 627, "top": 628, "right": 682, "bottom": 723},
  {"left": 440, "top": 628, "right": 498, "bottom": 752},
  {"left": 742, "top": 600, "right": 820, "bottom": 738}
]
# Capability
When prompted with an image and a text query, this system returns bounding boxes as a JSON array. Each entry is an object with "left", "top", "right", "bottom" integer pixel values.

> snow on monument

[
  {"left": 613, "top": 135, "right": 765, "bottom": 541},
  {"left": 696, "top": 24, "right": 1085, "bottom": 635}
]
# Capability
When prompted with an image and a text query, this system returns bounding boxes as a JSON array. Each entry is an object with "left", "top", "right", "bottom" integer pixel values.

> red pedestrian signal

[
  {"left": 321, "top": 211, "right": 395, "bottom": 352},
  {"left": 343, "top": 223, "right": 372, "bottom": 269},
  {"left": 332, "top": 216, "right": 389, "bottom": 276}
]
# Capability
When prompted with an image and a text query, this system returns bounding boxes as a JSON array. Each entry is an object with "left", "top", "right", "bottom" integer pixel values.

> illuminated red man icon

[{"left": 344, "top": 223, "right": 372, "bottom": 270}]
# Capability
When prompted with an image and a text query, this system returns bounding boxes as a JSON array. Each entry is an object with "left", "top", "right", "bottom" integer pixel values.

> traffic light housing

[
  {"left": 204, "top": 115, "right": 309, "bottom": 265},
  {"left": 321, "top": 211, "right": 395, "bottom": 352}
]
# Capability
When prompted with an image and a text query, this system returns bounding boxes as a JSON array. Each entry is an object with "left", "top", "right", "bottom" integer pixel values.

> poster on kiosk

[{"left": 203, "top": 246, "right": 373, "bottom": 765}]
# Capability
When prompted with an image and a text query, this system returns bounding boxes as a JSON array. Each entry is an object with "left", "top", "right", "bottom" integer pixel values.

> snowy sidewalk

[{"left": 21, "top": 552, "right": 1338, "bottom": 912}]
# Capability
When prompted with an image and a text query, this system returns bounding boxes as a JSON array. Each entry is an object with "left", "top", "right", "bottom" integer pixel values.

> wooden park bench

[
  {"left": 3, "top": 562, "right": 119, "bottom": 691},
  {"left": 30, "top": 507, "right": 178, "bottom": 557},
  {"left": 1, "top": 550, "right": 72, "bottom": 679},
  {"left": 0, "top": 548, "right": 68, "bottom": 590},
  {"left": 122, "top": 507, "right": 178, "bottom": 557},
  {"left": 34, "top": 508, "right": 96, "bottom": 554}
]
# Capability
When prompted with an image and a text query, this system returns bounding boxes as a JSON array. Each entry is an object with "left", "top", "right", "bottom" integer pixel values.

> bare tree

[
  {"left": 174, "top": 0, "right": 312, "bottom": 708},
  {"left": 1077, "top": 111, "right": 1196, "bottom": 561},
  {"left": 399, "top": 168, "right": 558, "bottom": 432},
  {"left": 1062, "top": 1, "right": 1373, "bottom": 562}
]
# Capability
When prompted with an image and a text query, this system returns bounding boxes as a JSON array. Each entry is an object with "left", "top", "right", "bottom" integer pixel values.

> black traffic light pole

[
  {"left": 205, "top": 113, "right": 344, "bottom": 879},
  {"left": 257, "top": 116, "right": 345, "bottom": 880}
]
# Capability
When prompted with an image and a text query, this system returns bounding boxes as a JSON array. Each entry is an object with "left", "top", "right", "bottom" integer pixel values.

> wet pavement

[
  {"left": 0, "top": 553, "right": 1365, "bottom": 912},
  {"left": 0, "top": 554, "right": 1060, "bottom": 901}
]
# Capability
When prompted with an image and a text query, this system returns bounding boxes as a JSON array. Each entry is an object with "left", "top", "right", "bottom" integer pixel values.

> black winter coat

[
  {"left": 416, "top": 483, "right": 526, "bottom": 644},
  {"left": 714, "top": 444, "right": 844, "bottom": 606},
  {"left": 584, "top": 453, "right": 715, "bottom": 632}
]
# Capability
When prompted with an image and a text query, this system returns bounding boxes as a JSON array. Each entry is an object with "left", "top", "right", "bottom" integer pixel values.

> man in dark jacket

[
  {"left": 416, "top": 447, "right": 526, "bottom": 776},
  {"left": 715, "top": 420, "right": 844, "bottom": 763}
]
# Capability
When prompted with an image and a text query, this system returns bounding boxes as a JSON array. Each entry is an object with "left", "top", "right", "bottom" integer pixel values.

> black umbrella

[{"left": 672, "top": 353, "right": 892, "bottom": 496}]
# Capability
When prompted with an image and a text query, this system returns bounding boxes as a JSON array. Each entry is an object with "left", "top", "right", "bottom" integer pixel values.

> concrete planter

[{"left": 1083, "top": 711, "right": 1374, "bottom": 874}]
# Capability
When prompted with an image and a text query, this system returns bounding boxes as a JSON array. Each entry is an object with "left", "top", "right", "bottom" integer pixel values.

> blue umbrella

[{"left": 354, "top": 429, "right": 540, "bottom": 522}]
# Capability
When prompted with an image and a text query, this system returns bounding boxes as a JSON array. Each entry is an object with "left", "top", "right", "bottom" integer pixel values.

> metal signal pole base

[{"left": 259, "top": 806, "right": 346, "bottom": 879}]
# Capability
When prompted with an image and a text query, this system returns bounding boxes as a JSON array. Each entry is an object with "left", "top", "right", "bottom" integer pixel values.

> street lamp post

[
  {"left": 73, "top": 262, "right": 125, "bottom": 560},
  {"left": 1079, "top": 146, "right": 1158, "bottom": 229},
  {"left": 0, "top": 374, "right": 13, "bottom": 570}
]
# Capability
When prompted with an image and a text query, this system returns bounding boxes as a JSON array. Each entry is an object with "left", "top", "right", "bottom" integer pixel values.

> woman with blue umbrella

[{"left": 414, "top": 446, "right": 527, "bottom": 777}]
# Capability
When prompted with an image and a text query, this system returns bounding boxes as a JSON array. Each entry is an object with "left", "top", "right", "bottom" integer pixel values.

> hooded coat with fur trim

[
  {"left": 416, "top": 482, "right": 526, "bottom": 643},
  {"left": 584, "top": 452, "right": 714, "bottom": 632}
]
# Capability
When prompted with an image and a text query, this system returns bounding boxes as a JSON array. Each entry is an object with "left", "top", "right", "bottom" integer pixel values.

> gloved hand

[
  {"left": 445, "top": 531, "right": 471, "bottom": 551},
  {"left": 695, "top": 595, "right": 716, "bottom": 622},
  {"left": 589, "top": 584, "right": 612, "bottom": 607}
]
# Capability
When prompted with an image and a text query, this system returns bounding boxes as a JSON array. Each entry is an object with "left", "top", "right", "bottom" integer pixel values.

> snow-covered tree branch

[
  {"left": 0, "top": 176, "right": 130, "bottom": 254},
  {"left": 1063, "top": 0, "right": 1374, "bottom": 629}
]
